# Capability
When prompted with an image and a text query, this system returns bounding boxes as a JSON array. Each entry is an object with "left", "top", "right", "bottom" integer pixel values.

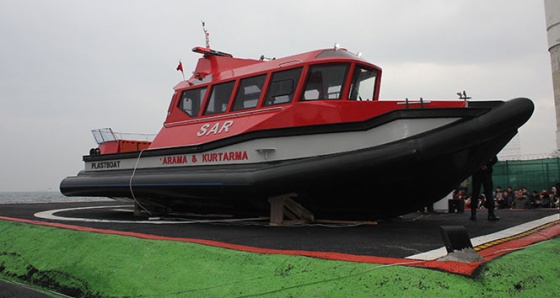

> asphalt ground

[
  {"left": 1, "top": 201, "right": 559, "bottom": 259},
  {"left": 0, "top": 280, "right": 55, "bottom": 297}
]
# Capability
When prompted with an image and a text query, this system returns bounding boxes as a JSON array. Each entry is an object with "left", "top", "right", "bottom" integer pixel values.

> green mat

[{"left": 1, "top": 220, "right": 559, "bottom": 297}]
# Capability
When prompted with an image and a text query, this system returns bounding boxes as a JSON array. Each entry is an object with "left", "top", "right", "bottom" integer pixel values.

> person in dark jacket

[{"left": 470, "top": 156, "right": 499, "bottom": 221}]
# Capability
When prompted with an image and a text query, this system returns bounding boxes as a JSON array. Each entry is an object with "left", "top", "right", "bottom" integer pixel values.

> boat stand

[{"left": 268, "top": 193, "right": 314, "bottom": 226}]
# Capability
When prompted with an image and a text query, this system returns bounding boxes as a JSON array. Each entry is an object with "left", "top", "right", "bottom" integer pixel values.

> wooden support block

[
  {"left": 268, "top": 193, "right": 314, "bottom": 226},
  {"left": 269, "top": 196, "right": 286, "bottom": 225},
  {"left": 283, "top": 197, "right": 314, "bottom": 222}
]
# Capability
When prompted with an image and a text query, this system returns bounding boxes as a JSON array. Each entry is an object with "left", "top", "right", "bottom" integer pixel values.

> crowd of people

[
  {"left": 455, "top": 155, "right": 560, "bottom": 221},
  {"left": 453, "top": 185, "right": 560, "bottom": 211}
]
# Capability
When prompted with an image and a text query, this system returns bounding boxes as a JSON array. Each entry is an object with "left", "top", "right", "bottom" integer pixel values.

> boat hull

[{"left": 60, "top": 98, "right": 534, "bottom": 220}]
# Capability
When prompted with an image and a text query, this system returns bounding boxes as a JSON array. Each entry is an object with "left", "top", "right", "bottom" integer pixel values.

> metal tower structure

[{"left": 545, "top": 0, "right": 560, "bottom": 150}]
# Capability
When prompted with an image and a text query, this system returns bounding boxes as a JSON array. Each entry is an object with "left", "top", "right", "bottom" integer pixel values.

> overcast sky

[{"left": 0, "top": 0, "right": 555, "bottom": 191}]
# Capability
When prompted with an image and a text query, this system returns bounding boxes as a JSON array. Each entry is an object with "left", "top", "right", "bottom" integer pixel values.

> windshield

[
  {"left": 301, "top": 64, "right": 349, "bottom": 101},
  {"left": 349, "top": 66, "right": 377, "bottom": 101}
]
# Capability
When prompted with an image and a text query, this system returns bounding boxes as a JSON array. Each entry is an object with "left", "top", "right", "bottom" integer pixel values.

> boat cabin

[
  {"left": 165, "top": 46, "right": 381, "bottom": 124},
  {"left": 146, "top": 46, "right": 389, "bottom": 149}
]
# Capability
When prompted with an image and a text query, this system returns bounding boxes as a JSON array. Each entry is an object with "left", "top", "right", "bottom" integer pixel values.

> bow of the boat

[
  {"left": 416, "top": 97, "right": 534, "bottom": 159},
  {"left": 471, "top": 97, "right": 534, "bottom": 139}
]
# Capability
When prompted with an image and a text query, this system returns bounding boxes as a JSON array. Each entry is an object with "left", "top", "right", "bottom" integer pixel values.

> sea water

[{"left": 0, "top": 191, "right": 111, "bottom": 204}]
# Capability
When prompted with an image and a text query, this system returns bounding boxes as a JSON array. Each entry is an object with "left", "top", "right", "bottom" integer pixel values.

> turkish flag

[{"left": 176, "top": 61, "right": 183, "bottom": 72}]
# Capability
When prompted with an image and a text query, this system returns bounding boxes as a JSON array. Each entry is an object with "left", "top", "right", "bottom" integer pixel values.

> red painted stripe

[
  {"left": 1, "top": 215, "right": 558, "bottom": 276},
  {"left": 478, "top": 223, "right": 560, "bottom": 261}
]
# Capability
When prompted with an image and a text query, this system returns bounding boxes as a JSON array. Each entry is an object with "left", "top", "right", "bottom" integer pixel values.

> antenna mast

[{"left": 202, "top": 21, "right": 210, "bottom": 49}]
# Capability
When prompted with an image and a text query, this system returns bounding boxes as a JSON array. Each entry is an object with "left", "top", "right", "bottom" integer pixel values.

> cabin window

[
  {"left": 204, "top": 81, "right": 235, "bottom": 115},
  {"left": 349, "top": 66, "right": 377, "bottom": 101},
  {"left": 233, "top": 75, "right": 266, "bottom": 111},
  {"left": 264, "top": 67, "right": 302, "bottom": 106},
  {"left": 178, "top": 87, "right": 207, "bottom": 117},
  {"left": 301, "top": 64, "right": 348, "bottom": 100}
]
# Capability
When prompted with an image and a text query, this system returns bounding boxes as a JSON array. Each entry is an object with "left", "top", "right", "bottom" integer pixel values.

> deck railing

[{"left": 91, "top": 128, "right": 156, "bottom": 144}]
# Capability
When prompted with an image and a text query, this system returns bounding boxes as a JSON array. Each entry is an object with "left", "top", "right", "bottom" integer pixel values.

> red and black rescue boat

[{"left": 60, "top": 44, "right": 534, "bottom": 220}]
